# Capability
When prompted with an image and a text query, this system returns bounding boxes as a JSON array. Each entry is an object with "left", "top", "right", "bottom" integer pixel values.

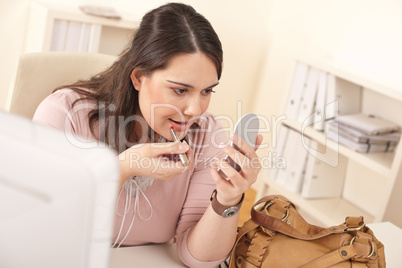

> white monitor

[{"left": 0, "top": 110, "right": 119, "bottom": 268}]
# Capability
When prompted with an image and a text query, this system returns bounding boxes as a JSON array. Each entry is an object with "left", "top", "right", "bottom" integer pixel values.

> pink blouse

[{"left": 33, "top": 89, "right": 228, "bottom": 267}]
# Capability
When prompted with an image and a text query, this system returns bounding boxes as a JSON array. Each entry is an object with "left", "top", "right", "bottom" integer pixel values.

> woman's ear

[{"left": 130, "top": 68, "right": 143, "bottom": 91}]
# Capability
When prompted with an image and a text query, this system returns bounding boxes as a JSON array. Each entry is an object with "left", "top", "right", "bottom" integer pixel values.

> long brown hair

[{"left": 56, "top": 3, "right": 223, "bottom": 153}]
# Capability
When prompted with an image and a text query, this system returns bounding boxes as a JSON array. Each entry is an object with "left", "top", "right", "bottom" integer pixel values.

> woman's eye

[
  {"left": 203, "top": 89, "right": 216, "bottom": 95},
  {"left": 173, "top": 88, "right": 187, "bottom": 95}
]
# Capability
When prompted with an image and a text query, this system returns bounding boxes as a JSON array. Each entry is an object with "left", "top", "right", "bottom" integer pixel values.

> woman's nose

[{"left": 183, "top": 96, "right": 202, "bottom": 117}]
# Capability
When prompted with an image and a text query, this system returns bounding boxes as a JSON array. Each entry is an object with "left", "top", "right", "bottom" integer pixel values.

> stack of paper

[{"left": 327, "top": 113, "right": 401, "bottom": 153}]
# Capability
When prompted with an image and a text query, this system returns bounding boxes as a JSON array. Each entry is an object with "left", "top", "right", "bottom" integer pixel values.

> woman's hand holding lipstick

[{"left": 117, "top": 139, "right": 193, "bottom": 188}]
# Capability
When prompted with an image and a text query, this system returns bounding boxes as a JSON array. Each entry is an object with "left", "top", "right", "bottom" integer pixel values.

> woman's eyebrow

[
  {"left": 205, "top": 82, "right": 219, "bottom": 89},
  {"left": 166, "top": 80, "right": 219, "bottom": 89},
  {"left": 167, "top": 80, "right": 194, "bottom": 88}
]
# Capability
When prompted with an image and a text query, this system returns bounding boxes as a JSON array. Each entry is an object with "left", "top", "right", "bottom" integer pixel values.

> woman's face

[{"left": 132, "top": 52, "right": 219, "bottom": 141}]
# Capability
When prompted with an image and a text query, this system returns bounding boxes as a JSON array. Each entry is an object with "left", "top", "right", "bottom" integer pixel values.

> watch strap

[{"left": 210, "top": 189, "right": 244, "bottom": 218}]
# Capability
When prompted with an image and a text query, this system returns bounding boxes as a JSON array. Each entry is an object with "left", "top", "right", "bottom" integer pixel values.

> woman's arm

[
  {"left": 186, "top": 133, "right": 262, "bottom": 262},
  {"left": 187, "top": 197, "right": 241, "bottom": 261}
]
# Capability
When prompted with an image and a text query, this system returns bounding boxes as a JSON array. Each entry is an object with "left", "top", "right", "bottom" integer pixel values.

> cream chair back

[{"left": 6, "top": 52, "right": 117, "bottom": 119}]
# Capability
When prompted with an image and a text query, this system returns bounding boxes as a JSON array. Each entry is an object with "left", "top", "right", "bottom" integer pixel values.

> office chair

[{"left": 6, "top": 52, "right": 117, "bottom": 119}]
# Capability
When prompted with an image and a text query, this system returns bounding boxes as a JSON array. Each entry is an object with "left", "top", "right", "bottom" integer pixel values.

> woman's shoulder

[
  {"left": 47, "top": 88, "right": 93, "bottom": 104},
  {"left": 33, "top": 88, "right": 96, "bottom": 134},
  {"left": 36, "top": 88, "right": 96, "bottom": 112},
  {"left": 34, "top": 88, "right": 87, "bottom": 110}
]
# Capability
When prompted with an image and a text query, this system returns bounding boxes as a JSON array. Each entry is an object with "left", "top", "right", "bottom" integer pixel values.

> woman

[{"left": 34, "top": 3, "right": 262, "bottom": 267}]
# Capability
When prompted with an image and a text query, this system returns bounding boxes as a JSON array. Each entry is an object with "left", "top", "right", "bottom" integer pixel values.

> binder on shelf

[
  {"left": 276, "top": 129, "right": 309, "bottom": 193},
  {"left": 313, "top": 70, "right": 327, "bottom": 131},
  {"left": 78, "top": 23, "right": 92, "bottom": 52},
  {"left": 297, "top": 67, "right": 319, "bottom": 124},
  {"left": 285, "top": 131, "right": 310, "bottom": 193},
  {"left": 50, "top": 20, "right": 68, "bottom": 51},
  {"left": 275, "top": 128, "right": 296, "bottom": 186},
  {"left": 286, "top": 62, "right": 309, "bottom": 120},
  {"left": 301, "top": 140, "right": 347, "bottom": 199},
  {"left": 270, "top": 125, "right": 290, "bottom": 180},
  {"left": 325, "top": 74, "right": 362, "bottom": 120},
  {"left": 325, "top": 73, "right": 337, "bottom": 120},
  {"left": 335, "top": 113, "right": 400, "bottom": 135},
  {"left": 50, "top": 20, "right": 101, "bottom": 53},
  {"left": 64, "top": 21, "right": 82, "bottom": 51}
]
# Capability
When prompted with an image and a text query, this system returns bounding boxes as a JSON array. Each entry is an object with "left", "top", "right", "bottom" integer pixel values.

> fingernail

[{"left": 179, "top": 141, "right": 189, "bottom": 151}]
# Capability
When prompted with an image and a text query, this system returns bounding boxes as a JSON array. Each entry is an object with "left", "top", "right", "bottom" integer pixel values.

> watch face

[{"left": 222, "top": 207, "right": 240, "bottom": 218}]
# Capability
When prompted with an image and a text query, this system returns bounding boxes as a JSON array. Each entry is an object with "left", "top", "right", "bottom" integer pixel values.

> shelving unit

[
  {"left": 283, "top": 119, "right": 394, "bottom": 176},
  {"left": 24, "top": 2, "right": 141, "bottom": 55},
  {"left": 258, "top": 55, "right": 402, "bottom": 228}
]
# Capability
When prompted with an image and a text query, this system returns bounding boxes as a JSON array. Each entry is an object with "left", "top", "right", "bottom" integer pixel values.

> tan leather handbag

[{"left": 229, "top": 195, "right": 386, "bottom": 268}]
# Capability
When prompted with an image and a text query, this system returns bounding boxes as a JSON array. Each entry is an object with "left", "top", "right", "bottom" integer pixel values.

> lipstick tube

[{"left": 169, "top": 127, "right": 189, "bottom": 167}]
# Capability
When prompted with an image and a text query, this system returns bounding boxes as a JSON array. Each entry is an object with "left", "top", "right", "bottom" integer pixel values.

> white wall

[
  {"left": 255, "top": 0, "right": 402, "bottom": 120},
  {"left": 0, "top": 0, "right": 30, "bottom": 110}
]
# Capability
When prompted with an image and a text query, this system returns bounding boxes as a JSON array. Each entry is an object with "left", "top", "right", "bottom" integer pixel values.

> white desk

[
  {"left": 109, "top": 222, "right": 402, "bottom": 268},
  {"left": 368, "top": 222, "right": 402, "bottom": 267},
  {"left": 109, "top": 243, "right": 186, "bottom": 268}
]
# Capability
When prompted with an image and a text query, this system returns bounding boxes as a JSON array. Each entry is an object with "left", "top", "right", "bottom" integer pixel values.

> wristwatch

[{"left": 210, "top": 189, "right": 244, "bottom": 218}]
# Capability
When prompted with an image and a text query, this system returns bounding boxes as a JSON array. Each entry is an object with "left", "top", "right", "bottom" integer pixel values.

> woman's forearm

[{"left": 186, "top": 204, "right": 239, "bottom": 261}]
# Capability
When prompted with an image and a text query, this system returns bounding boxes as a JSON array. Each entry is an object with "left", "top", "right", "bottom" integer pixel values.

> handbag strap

[
  {"left": 228, "top": 219, "right": 259, "bottom": 268},
  {"left": 245, "top": 228, "right": 274, "bottom": 267},
  {"left": 300, "top": 244, "right": 359, "bottom": 268},
  {"left": 229, "top": 219, "right": 277, "bottom": 268},
  {"left": 251, "top": 195, "right": 363, "bottom": 240},
  {"left": 301, "top": 231, "right": 377, "bottom": 268}
]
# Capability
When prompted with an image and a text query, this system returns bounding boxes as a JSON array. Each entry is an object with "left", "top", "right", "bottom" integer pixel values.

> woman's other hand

[{"left": 210, "top": 134, "right": 263, "bottom": 206}]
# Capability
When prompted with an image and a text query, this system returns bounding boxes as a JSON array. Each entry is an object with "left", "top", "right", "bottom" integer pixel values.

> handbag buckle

[
  {"left": 349, "top": 236, "right": 375, "bottom": 258},
  {"left": 263, "top": 201, "right": 290, "bottom": 225},
  {"left": 345, "top": 223, "right": 366, "bottom": 232}
]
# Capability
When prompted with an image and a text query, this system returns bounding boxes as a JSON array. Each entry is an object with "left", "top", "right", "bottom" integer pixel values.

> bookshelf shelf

[
  {"left": 258, "top": 56, "right": 402, "bottom": 228},
  {"left": 25, "top": 2, "right": 140, "bottom": 55},
  {"left": 283, "top": 119, "right": 394, "bottom": 176}
]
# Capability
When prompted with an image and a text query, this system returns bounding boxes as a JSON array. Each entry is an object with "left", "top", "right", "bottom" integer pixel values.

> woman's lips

[{"left": 169, "top": 119, "right": 190, "bottom": 131}]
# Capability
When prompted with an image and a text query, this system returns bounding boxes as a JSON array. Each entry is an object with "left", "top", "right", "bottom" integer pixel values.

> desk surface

[
  {"left": 109, "top": 222, "right": 402, "bottom": 268},
  {"left": 109, "top": 243, "right": 186, "bottom": 268},
  {"left": 368, "top": 222, "right": 402, "bottom": 267}
]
